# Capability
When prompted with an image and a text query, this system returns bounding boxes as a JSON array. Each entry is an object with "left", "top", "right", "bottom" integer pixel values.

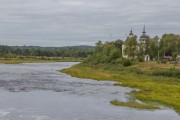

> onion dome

[
  {"left": 140, "top": 25, "right": 149, "bottom": 41},
  {"left": 129, "top": 29, "right": 134, "bottom": 36}
]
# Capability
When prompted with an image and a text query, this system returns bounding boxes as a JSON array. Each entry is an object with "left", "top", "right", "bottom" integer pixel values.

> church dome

[
  {"left": 129, "top": 29, "right": 133, "bottom": 36},
  {"left": 140, "top": 33, "right": 149, "bottom": 39},
  {"left": 140, "top": 25, "right": 149, "bottom": 40}
]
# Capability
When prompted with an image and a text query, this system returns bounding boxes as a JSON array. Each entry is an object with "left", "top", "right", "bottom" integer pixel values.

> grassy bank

[
  {"left": 111, "top": 100, "right": 159, "bottom": 109},
  {"left": 60, "top": 62, "right": 180, "bottom": 114},
  {"left": 0, "top": 57, "right": 83, "bottom": 64}
]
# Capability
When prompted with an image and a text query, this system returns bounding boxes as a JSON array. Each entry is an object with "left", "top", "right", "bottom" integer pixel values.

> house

[{"left": 163, "top": 56, "right": 173, "bottom": 60}]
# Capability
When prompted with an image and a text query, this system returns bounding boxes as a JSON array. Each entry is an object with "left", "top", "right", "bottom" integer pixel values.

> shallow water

[{"left": 0, "top": 62, "right": 179, "bottom": 120}]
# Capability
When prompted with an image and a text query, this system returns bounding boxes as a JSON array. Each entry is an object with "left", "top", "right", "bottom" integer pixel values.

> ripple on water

[{"left": 0, "top": 62, "right": 179, "bottom": 120}]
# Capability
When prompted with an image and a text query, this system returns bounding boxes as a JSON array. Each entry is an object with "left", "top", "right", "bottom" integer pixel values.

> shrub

[
  {"left": 124, "top": 67, "right": 143, "bottom": 74},
  {"left": 160, "top": 59, "right": 167, "bottom": 64},
  {"left": 151, "top": 69, "right": 180, "bottom": 78},
  {"left": 137, "top": 55, "right": 144, "bottom": 62},
  {"left": 114, "top": 58, "right": 123, "bottom": 64},
  {"left": 122, "top": 58, "right": 132, "bottom": 67}
]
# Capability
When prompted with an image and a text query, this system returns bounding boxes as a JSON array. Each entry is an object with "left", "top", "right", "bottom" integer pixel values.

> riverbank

[
  {"left": 1, "top": 62, "right": 179, "bottom": 120},
  {"left": 60, "top": 62, "right": 180, "bottom": 114},
  {"left": 0, "top": 57, "right": 83, "bottom": 64}
]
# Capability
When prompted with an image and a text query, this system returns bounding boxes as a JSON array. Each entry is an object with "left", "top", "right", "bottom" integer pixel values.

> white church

[{"left": 122, "top": 25, "right": 150, "bottom": 61}]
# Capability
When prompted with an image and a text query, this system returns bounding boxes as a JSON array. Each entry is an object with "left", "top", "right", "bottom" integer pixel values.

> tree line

[
  {"left": 85, "top": 33, "right": 180, "bottom": 64},
  {"left": 0, "top": 45, "right": 94, "bottom": 58},
  {"left": 1, "top": 33, "right": 179, "bottom": 62},
  {"left": 124, "top": 34, "right": 180, "bottom": 60}
]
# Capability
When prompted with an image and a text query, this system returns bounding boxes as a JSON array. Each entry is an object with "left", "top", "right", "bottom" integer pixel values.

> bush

[
  {"left": 122, "top": 58, "right": 132, "bottom": 67},
  {"left": 138, "top": 55, "right": 144, "bottom": 62},
  {"left": 123, "top": 67, "right": 143, "bottom": 74},
  {"left": 110, "top": 58, "right": 133, "bottom": 65},
  {"left": 160, "top": 59, "right": 167, "bottom": 64},
  {"left": 152, "top": 69, "right": 180, "bottom": 78},
  {"left": 113, "top": 58, "right": 123, "bottom": 64}
]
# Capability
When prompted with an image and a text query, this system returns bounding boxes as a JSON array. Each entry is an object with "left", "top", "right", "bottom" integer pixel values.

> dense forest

[{"left": 0, "top": 45, "right": 94, "bottom": 58}]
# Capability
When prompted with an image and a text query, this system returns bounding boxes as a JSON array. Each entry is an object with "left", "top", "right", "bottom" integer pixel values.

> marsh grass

[
  {"left": 111, "top": 100, "right": 159, "bottom": 109},
  {"left": 151, "top": 69, "right": 180, "bottom": 78},
  {"left": 61, "top": 62, "right": 180, "bottom": 114}
]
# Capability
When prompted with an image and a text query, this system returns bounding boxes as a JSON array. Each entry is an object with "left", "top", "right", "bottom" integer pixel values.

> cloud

[{"left": 0, "top": 0, "right": 180, "bottom": 46}]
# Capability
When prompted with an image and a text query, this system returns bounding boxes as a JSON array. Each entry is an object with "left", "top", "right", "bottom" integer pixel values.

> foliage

[
  {"left": 151, "top": 69, "right": 180, "bottom": 78},
  {"left": 0, "top": 45, "right": 94, "bottom": 58},
  {"left": 160, "top": 59, "right": 167, "bottom": 64},
  {"left": 137, "top": 55, "right": 144, "bottom": 62},
  {"left": 149, "top": 36, "right": 159, "bottom": 60},
  {"left": 159, "top": 34, "right": 180, "bottom": 57},
  {"left": 139, "top": 37, "right": 151, "bottom": 56},
  {"left": 85, "top": 33, "right": 180, "bottom": 65},
  {"left": 111, "top": 100, "right": 159, "bottom": 109},
  {"left": 124, "top": 35, "right": 138, "bottom": 59},
  {"left": 85, "top": 40, "right": 124, "bottom": 64},
  {"left": 121, "top": 58, "right": 133, "bottom": 66}
]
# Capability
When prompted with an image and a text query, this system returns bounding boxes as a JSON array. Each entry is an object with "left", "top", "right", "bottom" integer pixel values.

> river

[{"left": 0, "top": 62, "right": 179, "bottom": 120}]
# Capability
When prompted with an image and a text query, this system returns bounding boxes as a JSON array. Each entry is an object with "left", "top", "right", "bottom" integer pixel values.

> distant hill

[
  {"left": 12, "top": 46, "right": 41, "bottom": 49},
  {"left": 61, "top": 45, "right": 94, "bottom": 50},
  {"left": 11, "top": 45, "right": 94, "bottom": 50}
]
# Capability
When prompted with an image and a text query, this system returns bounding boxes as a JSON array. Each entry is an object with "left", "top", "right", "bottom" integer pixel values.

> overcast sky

[{"left": 0, "top": 0, "right": 180, "bottom": 46}]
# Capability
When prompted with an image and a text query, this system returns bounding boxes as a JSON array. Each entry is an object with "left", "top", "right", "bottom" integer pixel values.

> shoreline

[
  {"left": 60, "top": 63, "right": 180, "bottom": 115},
  {"left": 0, "top": 57, "right": 83, "bottom": 64}
]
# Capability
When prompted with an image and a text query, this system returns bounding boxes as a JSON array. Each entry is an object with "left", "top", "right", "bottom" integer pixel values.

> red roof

[{"left": 163, "top": 56, "right": 172, "bottom": 59}]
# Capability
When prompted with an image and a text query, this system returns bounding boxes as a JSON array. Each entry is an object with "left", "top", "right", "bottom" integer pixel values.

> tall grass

[{"left": 151, "top": 69, "right": 180, "bottom": 78}]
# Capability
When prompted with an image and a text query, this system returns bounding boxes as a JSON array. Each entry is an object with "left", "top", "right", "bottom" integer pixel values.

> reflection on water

[{"left": 0, "top": 62, "right": 179, "bottom": 120}]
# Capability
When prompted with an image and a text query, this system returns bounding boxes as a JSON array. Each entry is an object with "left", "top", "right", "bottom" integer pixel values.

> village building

[
  {"left": 122, "top": 25, "right": 150, "bottom": 61},
  {"left": 139, "top": 25, "right": 149, "bottom": 43},
  {"left": 122, "top": 29, "right": 134, "bottom": 58}
]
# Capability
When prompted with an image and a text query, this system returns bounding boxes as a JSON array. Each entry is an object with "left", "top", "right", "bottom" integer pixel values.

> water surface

[{"left": 0, "top": 62, "right": 179, "bottom": 120}]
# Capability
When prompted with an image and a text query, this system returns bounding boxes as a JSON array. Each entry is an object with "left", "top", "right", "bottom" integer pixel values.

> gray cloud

[{"left": 0, "top": 0, "right": 180, "bottom": 46}]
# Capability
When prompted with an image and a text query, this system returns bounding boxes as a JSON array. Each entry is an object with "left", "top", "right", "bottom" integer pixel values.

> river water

[{"left": 0, "top": 62, "right": 179, "bottom": 120}]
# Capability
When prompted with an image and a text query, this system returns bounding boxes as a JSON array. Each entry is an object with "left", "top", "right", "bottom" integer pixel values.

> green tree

[
  {"left": 114, "top": 39, "right": 124, "bottom": 57},
  {"left": 149, "top": 36, "right": 159, "bottom": 60},
  {"left": 160, "top": 34, "right": 180, "bottom": 57},
  {"left": 124, "top": 35, "right": 138, "bottom": 59}
]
